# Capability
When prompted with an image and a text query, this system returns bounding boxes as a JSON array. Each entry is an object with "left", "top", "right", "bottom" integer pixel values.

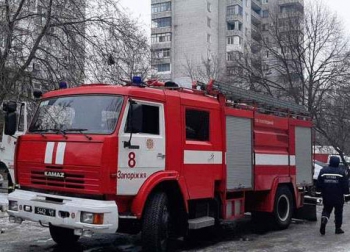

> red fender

[
  {"left": 253, "top": 176, "right": 293, "bottom": 213},
  {"left": 131, "top": 171, "right": 189, "bottom": 218},
  {"left": 267, "top": 176, "right": 293, "bottom": 212}
]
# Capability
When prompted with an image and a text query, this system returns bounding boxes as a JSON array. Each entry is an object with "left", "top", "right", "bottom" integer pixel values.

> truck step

[{"left": 188, "top": 217, "right": 215, "bottom": 230}]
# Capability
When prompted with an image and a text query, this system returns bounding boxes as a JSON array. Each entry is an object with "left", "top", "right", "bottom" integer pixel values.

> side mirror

[
  {"left": 4, "top": 112, "right": 17, "bottom": 135},
  {"left": 3, "top": 101, "right": 17, "bottom": 113}
]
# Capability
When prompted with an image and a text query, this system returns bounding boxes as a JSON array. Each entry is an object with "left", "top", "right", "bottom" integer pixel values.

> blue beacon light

[
  {"left": 132, "top": 76, "right": 142, "bottom": 86},
  {"left": 59, "top": 81, "right": 68, "bottom": 89}
]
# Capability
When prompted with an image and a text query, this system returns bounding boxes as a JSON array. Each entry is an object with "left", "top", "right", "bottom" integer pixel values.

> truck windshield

[{"left": 29, "top": 95, "right": 123, "bottom": 134}]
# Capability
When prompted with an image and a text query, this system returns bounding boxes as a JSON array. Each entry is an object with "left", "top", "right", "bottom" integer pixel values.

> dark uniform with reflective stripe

[{"left": 317, "top": 156, "right": 349, "bottom": 234}]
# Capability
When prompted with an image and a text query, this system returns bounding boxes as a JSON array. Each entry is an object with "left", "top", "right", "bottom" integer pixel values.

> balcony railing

[
  {"left": 251, "top": 0, "right": 262, "bottom": 10},
  {"left": 227, "top": 14, "right": 243, "bottom": 23},
  {"left": 227, "top": 0, "right": 243, "bottom": 6},
  {"left": 278, "top": 0, "right": 304, "bottom": 6}
]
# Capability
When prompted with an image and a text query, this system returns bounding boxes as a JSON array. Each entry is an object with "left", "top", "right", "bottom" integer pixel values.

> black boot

[
  {"left": 335, "top": 228, "right": 344, "bottom": 234},
  {"left": 320, "top": 217, "right": 328, "bottom": 235}
]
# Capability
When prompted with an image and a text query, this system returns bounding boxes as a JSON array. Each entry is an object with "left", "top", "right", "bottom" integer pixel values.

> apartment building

[{"left": 151, "top": 0, "right": 304, "bottom": 86}]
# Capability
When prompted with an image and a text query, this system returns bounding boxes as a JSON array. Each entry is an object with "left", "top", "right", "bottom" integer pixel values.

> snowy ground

[{"left": 2, "top": 193, "right": 350, "bottom": 252}]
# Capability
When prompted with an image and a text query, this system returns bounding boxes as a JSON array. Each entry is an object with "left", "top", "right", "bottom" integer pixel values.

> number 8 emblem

[{"left": 128, "top": 152, "right": 136, "bottom": 168}]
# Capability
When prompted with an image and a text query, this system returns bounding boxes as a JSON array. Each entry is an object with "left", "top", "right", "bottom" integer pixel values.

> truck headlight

[
  {"left": 81, "top": 212, "right": 104, "bottom": 225},
  {"left": 9, "top": 201, "right": 18, "bottom": 211}
]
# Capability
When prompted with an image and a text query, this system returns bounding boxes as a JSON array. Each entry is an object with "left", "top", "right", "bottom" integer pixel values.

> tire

[
  {"left": 49, "top": 224, "right": 79, "bottom": 246},
  {"left": 273, "top": 186, "right": 293, "bottom": 230},
  {"left": 142, "top": 192, "right": 171, "bottom": 252}
]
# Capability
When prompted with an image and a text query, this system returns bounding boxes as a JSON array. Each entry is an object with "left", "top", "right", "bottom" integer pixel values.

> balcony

[
  {"left": 251, "top": 24, "right": 262, "bottom": 42},
  {"left": 226, "top": 29, "right": 243, "bottom": 37},
  {"left": 151, "top": 42, "right": 171, "bottom": 50},
  {"left": 227, "top": 0, "right": 243, "bottom": 7},
  {"left": 151, "top": 0, "right": 171, "bottom": 4},
  {"left": 151, "top": 27, "right": 172, "bottom": 35},
  {"left": 151, "top": 57, "right": 171, "bottom": 65},
  {"left": 251, "top": 10, "right": 261, "bottom": 26},
  {"left": 251, "top": 0, "right": 262, "bottom": 11},
  {"left": 278, "top": 0, "right": 304, "bottom": 7},
  {"left": 227, "top": 14, "right": 243, "bottom": 23},
  {"left": 152, "top": 11, "right": 171, "bottom": 20}
]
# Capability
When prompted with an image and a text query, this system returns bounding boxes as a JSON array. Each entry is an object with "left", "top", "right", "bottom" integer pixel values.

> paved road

[{"left": 1, "top": 193, "right": 350, "bottom": 252}]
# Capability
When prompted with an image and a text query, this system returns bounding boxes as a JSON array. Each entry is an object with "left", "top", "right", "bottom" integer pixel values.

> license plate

[{"left": 35, "top": 207, "right": 56, "bottom": 217}]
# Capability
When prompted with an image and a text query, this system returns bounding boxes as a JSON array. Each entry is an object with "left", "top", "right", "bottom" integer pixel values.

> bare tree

[
  {"left": 232, "top": 1, "right": 350, "bottom": 117},
  {"left": 229, "top": 0, "right": 350, "bottom": 161},
  {"left": 0, "top": 0, "right": 150, "bottom": 104},
  {"left": 85, "top": 17, "right": 151, "bottom": 84},
  {"left": 182, "top": 53, "right": 224, "bottom": 84}
]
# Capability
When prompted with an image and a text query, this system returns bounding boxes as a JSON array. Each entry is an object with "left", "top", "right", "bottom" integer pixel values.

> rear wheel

[
  {"left": 273, "top": 186, "right": 293, "bottom": 229},
  {"left": 49, "top": 224, "right": 80, "bottom": 246},
  {"left": 142, "top": 192, "right": 171, "bottom": 252}
]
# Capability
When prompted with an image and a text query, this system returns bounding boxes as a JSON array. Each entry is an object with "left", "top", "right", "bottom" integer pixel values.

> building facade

[{"left": 150, "top": 0, "right": 304, "bottom": 86}]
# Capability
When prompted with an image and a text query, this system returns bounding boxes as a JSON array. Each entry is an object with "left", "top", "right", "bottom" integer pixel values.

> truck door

[{"left": 117, "top": 99, "right": 165, "bottom": 195}]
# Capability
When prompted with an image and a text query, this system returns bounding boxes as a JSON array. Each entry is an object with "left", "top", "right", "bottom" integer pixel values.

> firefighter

[{"left": 317, "top": 156, "right": 350, "bottom": 235}]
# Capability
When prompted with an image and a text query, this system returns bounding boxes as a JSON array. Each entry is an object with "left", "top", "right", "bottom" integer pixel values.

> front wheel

[
  {"left": 49, "top": 224, "right": 80, "bottom": 246},
  {"left": 273, "top": 186, "right": 294, "bottom": 229},
  {"left": 142, "top": 192, "right": 171, "bottom": 252}
]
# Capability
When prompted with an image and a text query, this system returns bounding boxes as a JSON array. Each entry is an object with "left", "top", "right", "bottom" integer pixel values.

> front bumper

[{"left": 7, "top": 189, "right": 118, "bottom": 234}]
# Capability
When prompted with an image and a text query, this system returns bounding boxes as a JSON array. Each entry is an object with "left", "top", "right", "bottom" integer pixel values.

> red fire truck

[{"left": 4, "top": 78, "right": 312, "bottom": 251}]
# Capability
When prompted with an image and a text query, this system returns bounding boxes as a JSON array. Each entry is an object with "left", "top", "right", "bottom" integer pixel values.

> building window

[
  {"left": 151, "top": 33, "right": 172, "bottom": 43},
  {"left": 207, "top": 34, "right": 211, "bottom": 43},
  {"left": 156, "top": 63, "right": 171, "bottom": 72},
  {"left": 227, "top": 5, "right": 243, "bottom": 16},
  {"left": 262, "top": 10, "right": 269, "bottom": 18},
  {"left": 0, "top": 37, "right": 4, "bottom": 48},
  {"left": 227, "top": 23, "right": 234, "bottom": 30},
  {"left": 262, "top": 23, "right": 268, "bottom": 31},
  {"left": 227, "top": 21, "right": 242, "bottom": 31},
  {"left": 152, "top": 17, "right": 171, "bottom": 28},
  {"left": 152, "top": 49, "right": 171, "bottom": 59},
  {"left": 227, "top": 66, "right": 243, "bottom": 75},
  {"left": 262, "top": 0, "right": 268, "bottom": 3},
  {"left": 263, "top": 64, "right": 270, "bottom": 72},
  {"left": 227, "top": 52, "right": 234, "bottom": 61},
  {"left": 207, "top": 17, "right": 211, "bottom": 28},
  {"left": 227, "top": 36, "right": 243, "bottom": 45},
  {"left": 186, "top": 109, "right": 209, "bottom": 141},
  {"left": 151, "top": 2, "right": 171, "bottom": 13},
  {"left": 207, "top": 1, "right": 212, "bottom": 12}
]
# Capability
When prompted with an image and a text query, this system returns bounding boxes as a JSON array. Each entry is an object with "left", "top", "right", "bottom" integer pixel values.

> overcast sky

[{"left": 119, "top": 0, "right": 350, "bottom": 35}]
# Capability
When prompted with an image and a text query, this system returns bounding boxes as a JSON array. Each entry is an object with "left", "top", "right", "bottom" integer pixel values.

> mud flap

[{"left": 293, "top": 196, "right": 317, "bottom": 222}]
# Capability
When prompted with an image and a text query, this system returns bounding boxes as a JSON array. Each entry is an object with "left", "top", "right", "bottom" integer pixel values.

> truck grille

[{"left": 31, "top": 171, "right": 85, "bottom": 189}]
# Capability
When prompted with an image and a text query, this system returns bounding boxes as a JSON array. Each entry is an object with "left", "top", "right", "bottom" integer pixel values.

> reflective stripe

[
  {"left": 255, "top": 154, "right": 295, "bottom": 166},
  {"left": 55, "top": 142, "right": 66, "bottom": 165},
  {"left": 44, "top": 142, "right": 55, "bottom": 164},
  {"left": 184, "top": 150, "right": 223, "bottom": 164},
  {"left": 321, "top": 173, "right": 343, "bottom": 178}
]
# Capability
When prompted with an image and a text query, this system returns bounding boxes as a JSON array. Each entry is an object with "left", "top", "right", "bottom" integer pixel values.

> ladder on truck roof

[{"left": 192, "top": 79, "right": 309, "bottom": 116}]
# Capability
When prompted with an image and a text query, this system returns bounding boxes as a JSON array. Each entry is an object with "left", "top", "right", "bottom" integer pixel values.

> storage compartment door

[
  {"left": 226, "top": 116, "right": 253, "bottom": 190},
  {"left": 295, "top": 127, "right": 312, "bottom": 185}
]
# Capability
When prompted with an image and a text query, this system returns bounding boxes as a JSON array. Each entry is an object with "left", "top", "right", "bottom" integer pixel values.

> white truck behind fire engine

[{"left": 0, "top": 102, "right": 28, "bottom": 190}]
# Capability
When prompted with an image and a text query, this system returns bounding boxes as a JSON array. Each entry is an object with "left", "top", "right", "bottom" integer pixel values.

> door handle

[{"left": 157, "top": 153, "right": 165, "bottom": 159}]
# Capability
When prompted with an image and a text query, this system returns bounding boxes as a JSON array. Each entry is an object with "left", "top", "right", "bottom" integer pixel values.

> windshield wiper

[
  {"left": 31, "top": 128, "right": 67, "bottom": 139},
  {"left": 63, "top": 128, "right": 92, "bottom": 140}
]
